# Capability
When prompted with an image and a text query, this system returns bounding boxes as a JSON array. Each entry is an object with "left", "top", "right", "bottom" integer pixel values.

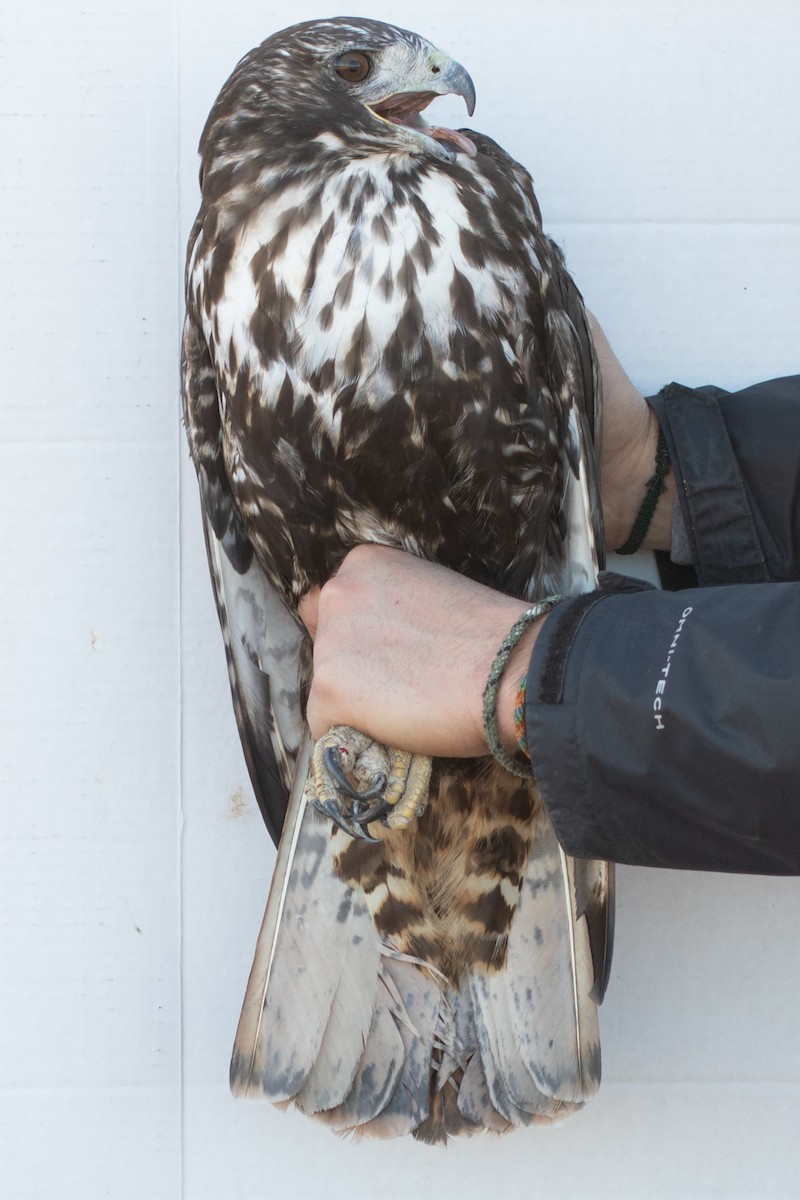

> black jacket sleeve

[
  {"left": 527, "top": 375, "right": 800, "bottom": 874},
  {"left": 651, "top": 376, "right": 800, "bottom": 585}
]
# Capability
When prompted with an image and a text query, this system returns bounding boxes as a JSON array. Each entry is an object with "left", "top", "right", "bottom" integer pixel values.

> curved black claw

[
  {"left": 323, "top": 747, "right": 363, "bottom": 801},
  {"left": 351, "top": 795, "right": 392, "bottom": 826},
  {"left": 354, "top": 772, "right": 388, "bottom": 803},
  {"left": 323, "top": 748, "right": 387, "bottom": 803},
  {"left": 312, "top": 797, "right": 379, "bottom": 843}
]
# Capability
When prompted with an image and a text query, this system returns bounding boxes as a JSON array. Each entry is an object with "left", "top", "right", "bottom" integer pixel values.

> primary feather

[{"left": 183, "top": 15, "right": 613, "bottom": 1142}]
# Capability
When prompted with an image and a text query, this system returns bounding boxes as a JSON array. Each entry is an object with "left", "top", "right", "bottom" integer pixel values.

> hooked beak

[{"left": 432, "top": 56, "right": 476, "bottom": 117}]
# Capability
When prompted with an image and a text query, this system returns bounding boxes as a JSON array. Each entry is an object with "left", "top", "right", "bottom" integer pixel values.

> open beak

[{"left": 368, "top": 55, "right": 478, "bottom": 159}]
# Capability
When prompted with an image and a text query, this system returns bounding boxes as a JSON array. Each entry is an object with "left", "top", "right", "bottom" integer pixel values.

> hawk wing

[
  {"left": 182, "top": 237, "right": 308, "bottom": 842},
  {"left": 466, "top": 131, "right": 605, "bottom": 598}
]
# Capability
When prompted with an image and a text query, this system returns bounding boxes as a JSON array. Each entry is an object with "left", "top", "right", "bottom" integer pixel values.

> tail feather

[
  {"left": 468, "top": 971, "right": 558, "bottom": 1123},
  {"left": 350, "top": 956, "right": 441, "bottom": 1138},
  {"left": 412, "top": 1077, "right": 482, "bottom": 1144},
  {"left": 457, "top": 1052, "right": 513, "bottom": 1133},
  {"left": 313, "top": 978, "right": 406, "bottom": 1129}
]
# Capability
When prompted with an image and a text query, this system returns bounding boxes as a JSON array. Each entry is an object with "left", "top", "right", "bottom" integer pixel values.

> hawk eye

[{"left": 334, "top": 51, "right": 371, "bottom": 83}]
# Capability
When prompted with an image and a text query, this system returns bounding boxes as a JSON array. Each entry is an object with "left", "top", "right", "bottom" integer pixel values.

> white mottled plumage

[{"left": 194, "top": 162, "right": 541, "bottom": 443}]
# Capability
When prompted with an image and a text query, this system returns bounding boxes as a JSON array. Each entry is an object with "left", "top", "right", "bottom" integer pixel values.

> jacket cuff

[
  {"left": 648, "top": 383, "right": 768, "bottom": 585},
  {"left": 524, "top": 579, "right": 650, "bottom": 861}
]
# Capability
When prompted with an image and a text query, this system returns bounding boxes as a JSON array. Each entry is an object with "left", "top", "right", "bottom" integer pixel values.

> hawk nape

[{"left": 182, "top": 16, "right": 613, "bottom": 1142}]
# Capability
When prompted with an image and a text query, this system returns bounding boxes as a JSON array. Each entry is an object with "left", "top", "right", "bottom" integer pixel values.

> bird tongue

[{"left": 427, "top": 126, "right": 478, "bottom": 157}]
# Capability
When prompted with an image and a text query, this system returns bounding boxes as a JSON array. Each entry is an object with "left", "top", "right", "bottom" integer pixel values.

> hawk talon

[
  {"left": 311, "top": 796, "right": 380, "bottom": 843},
  {"left": 350, "top": 795, "right": 392, "bottom": 826},
  {"left": 322, "top": 746, "right": 364, "bottom": 801},
  {"left": 354, "top": 772, "right": 388, "bottom": 803},
  {"left": 324, "top": 747, "right": 387, "bottom": 803}
]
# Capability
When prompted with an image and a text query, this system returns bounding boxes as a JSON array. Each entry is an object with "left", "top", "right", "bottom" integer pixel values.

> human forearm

[{"left": 588, "top": 312, "right": 675, "bottom": 553}]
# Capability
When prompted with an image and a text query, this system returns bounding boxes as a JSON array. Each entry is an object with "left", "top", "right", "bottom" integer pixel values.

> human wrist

[
  {"left": 612, "top": 408, "right": 675, "bottom": 554},
  {"left": 481, "top": 599, "right": 559, "bottom": 766}
]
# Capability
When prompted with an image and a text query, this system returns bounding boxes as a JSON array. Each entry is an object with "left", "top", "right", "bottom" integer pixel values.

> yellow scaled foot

[
  {"left": 384, "top": 749, "right": 433, "bottom": 830},
  {"left": 305, "top": 726, "right": 432, "bottom": 839}
]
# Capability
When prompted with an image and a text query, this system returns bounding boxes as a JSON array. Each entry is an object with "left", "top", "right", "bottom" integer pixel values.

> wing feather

[
  {"left": 313, "top": 980, "right": 406, "bottom": 1129},
  {"left": 183, "top": 300, "right": 307, "bottom": 843}
]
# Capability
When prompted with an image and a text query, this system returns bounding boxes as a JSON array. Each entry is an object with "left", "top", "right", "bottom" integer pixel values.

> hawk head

[{"left": 200, "top": 16, "right": 477, "bottom": 176}]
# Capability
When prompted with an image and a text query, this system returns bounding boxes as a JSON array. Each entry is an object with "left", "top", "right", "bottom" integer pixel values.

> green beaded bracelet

[{"left": 615, "top": 426, "right": 670, "bottom": 555}]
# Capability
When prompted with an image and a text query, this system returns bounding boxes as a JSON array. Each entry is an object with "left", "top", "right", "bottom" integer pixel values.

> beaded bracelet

[
  {"left": 482, "top": 596, "right": 562, "bottom": 777},
  {"left": 615, "top": 426, "right": 670, "bottom": 555}
]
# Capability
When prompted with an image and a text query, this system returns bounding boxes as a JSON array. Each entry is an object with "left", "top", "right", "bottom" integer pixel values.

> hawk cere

[{"left": 183, "top": 16, "right": 613, "bottom": 1141}]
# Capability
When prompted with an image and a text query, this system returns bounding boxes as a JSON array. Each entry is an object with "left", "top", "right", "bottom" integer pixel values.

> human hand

[{"left": 299, "top": 545, "right": 543, "bottom": 759}]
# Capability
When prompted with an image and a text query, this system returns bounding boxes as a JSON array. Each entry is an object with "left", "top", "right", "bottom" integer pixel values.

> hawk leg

[{"left": 305, "top": 725, "right": 432, "bottom": 840}]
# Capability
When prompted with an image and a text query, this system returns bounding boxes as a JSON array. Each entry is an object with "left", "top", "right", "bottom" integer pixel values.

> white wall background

[{"left": 2, "top": 1, "right": 799, "bottom": 1196}]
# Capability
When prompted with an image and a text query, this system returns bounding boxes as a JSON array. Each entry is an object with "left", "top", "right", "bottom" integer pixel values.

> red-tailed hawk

[{"left": 183, "top": 16, "right": 613, "bottom": 1142}]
